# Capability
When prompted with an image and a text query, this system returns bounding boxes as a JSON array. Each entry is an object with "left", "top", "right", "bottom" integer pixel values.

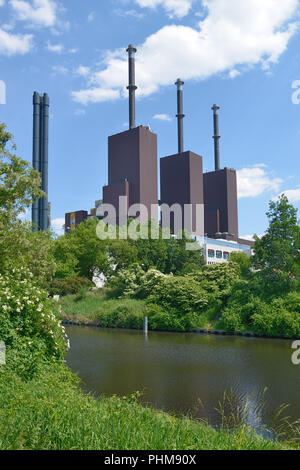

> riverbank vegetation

[
  {"left": 1, "top": 122, "right": 300, "bottom": 450},
  {"left": 58, "top": 195, "right": 300, "bottom": 339},
  {"left": 1, "top": 364, "right": 296, "bottom": 451}
]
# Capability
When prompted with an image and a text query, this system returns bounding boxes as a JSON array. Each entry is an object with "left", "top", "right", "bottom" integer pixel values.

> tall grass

[
  {"left": 60, "top": 290, "right": 147, "bottom": 327},
  {"left": 0, "top": 365, "right": 294, "bottom": 451}
]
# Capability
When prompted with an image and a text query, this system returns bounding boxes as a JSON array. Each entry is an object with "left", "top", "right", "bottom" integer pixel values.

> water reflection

[{"left": 66, "top": 327, "right": 300, "bottom": 431}]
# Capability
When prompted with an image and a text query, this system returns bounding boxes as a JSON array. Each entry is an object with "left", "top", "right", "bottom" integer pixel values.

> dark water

[{"left": 66, "top": 326, "right": 300, "bottom": 430}]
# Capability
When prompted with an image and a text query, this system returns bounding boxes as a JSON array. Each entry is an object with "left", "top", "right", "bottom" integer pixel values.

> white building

[{"left": 197, "top": 237, "right": 252, "bottom": 265}]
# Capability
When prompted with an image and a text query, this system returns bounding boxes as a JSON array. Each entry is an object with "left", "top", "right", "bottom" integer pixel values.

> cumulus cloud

[
  {"left": 72, "top": 0, "right": 300, "bottom": 105},
  {"left": 75, "top": 65, "right": 90, "bottom": 77},
  {"left": 51, "top": 217, "right": 65, "bottom": 236},
  {"left": 0, "top": 27, "right": 33, "bottom": 55},
  {"left": 237, "top": 166, "right": 283, "bottom": 199},
  {"left": 135, "top": 0, "right": 192, "bottom": 18},
  {"left": 72, "top": 87, "right": 120, "bottom": 105},
  {"left": 10, "top": 0, "right": 58, "bottom": 27},
  {"left": 51, "top": 65, "right": 68, "bottom": 75},
  {"left": 153, "top": 113, "right": 172, "bottom": 121},
  {"left": 275, "top": 187, "right": 300, "bottom": 203},
  {"left": 241, "top": 234, "right": 264, "bottom": 241},
  {"left": 46, "top": 40, "right": 63, "bottom": 53}
]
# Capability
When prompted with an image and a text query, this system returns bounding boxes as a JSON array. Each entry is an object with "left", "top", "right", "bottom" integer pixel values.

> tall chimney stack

[
  {"left": 126, "top": 44, "right": 137, "bottom": 130},
  {"left": 41, "top": 93, "right": 49, "bottom": 231},
  {"left": 212, "top": 104, "right": 220, "bottom": 170},
  {"left": 32, "top": 91, "right": 41, "bottom": 231},
  {"left": 31, "top": 92, "right": 50, "bottom": 231},
  {"left": 175, "top": 79, "right": 185, "bottom": 154}
]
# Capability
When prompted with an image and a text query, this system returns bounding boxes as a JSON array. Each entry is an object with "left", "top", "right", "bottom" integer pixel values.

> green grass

[
  {"left": 0, "top": 364, "right": 294, "bottom": 450},
  {"left": 60, "top": 290, "right": 147, "bottom": 326}
]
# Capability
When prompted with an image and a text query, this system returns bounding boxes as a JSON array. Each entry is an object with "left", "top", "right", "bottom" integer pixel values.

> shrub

[
  {"left": 252, "top": 299, "right": 300, "bottom": 338},
  {"left": 147, "top": 304, "right": 194, "bottom": 332},
  {"left": 188, "top": 262, "right": 241, "bottom": 300},
  {"left": 49, "top": 277, "right": 93, "bottom": 297},
  {"left": 108, "top": 264, "right": 145, "bottom": 298},
  {"left": 148, "top": 276, "right": 210, "bottom": 315},
  {"left": 0, "top": 268, "right": 68, "bottom": 379}
]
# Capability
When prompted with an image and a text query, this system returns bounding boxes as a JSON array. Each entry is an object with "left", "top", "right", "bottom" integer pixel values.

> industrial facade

[
  {"left": 103, "top": 125, "right": 158, "bottom": 225},
  {"left": 61, "top": 42, "right": 253, "bottom": 254}
]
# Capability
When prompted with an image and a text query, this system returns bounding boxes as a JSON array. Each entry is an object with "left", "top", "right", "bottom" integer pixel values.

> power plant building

[
  {"left": 61, "top": 42, "right": 253, "bottom": 261},
  {"left": 103, "top": 45, "right": 158, "bottom": 225},
  {"left": 160, "top": 79, "right": 204, "bottom": 236}
]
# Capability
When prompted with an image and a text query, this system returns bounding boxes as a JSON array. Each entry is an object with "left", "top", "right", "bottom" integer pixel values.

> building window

[
  {"left": 223, "top": 252, "right": 230, "bottom": 260},
  {"left": 208, "top": 249, "right": 215, "bottom": 258},
  {"left": 216, "top": 250, "right": 222, "bottom": 259}
]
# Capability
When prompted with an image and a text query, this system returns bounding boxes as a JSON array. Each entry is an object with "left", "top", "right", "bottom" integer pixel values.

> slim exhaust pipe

[
  {"left": 175, "top": 79, "right": 185, "bottom": 154},
  {"left": 126, "top": 44, "right": 137, "bottom": 130},
  {"left": 212, "top": 104, "right": 220, "bottom": 171}
]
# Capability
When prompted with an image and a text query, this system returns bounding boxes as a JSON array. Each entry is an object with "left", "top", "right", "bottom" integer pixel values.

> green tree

[
  {"left": 230, "top": 252, "right": 252, "bottom": 279},
  {"left": 0, "top": 123, "right": 55, "bottom": 285},
  {"left": 53, "top": 218, "right": 110, "bottom": 281},
  {"left": 252, "top": 195, "right": 300, "bottom": 294},
  {"left": 164, "top": 233, "right": 204, "bottom": 275},
  {"left": 0, "top": 123, "right": 43, "bottom": 223}
]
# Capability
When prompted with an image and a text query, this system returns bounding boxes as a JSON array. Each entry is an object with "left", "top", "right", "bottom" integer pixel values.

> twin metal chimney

[
  {"left": 212, "top": 104, "right": 220, "bottom": 170},
  {"left": 175, "top": 79, "right": 185, "bottom": 154},
  {"left": 32, "top": 92, "right": 50, "bottom": 231},
  {"left": 126, "top": 44, "right": 137, "bottom": 130}
]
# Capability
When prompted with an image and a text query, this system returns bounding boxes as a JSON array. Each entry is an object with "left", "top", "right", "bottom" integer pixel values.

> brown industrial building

[
  {"left": 203, "top": 168, "right": 239, "bottom": 241},
  {"left": 65, "top": 210, "right": 88, "bottom": 233},
  {"left": 160, "top": 151, "right": 203, "bottom": 235},
  {"left": 103, "top": 125, "right": 158, "bottom": 225}
]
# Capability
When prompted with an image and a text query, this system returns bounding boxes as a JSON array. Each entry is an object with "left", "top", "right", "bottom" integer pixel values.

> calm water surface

[{"left": 66, "top": 326, "right": 300, "bottom": 429}]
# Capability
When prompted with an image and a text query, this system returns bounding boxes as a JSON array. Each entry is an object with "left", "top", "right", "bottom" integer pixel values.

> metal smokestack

[
  {"left": 126, "top": 44, "right": 137, "bottom": 130},
  {"left": 41, "top": 93, "right": 49, "bottom": 231},
  {"left": 212, "top": 104, "right": 220, "bottom": 170},
  {"left": 175, "top": 79, "right": 185, "bottom": 154},
  {"left": 31, "top": 92, "right": 50, "bottom": 231},
  {"left": 32, "top": 91, "right": 41, "bottom": 231}
]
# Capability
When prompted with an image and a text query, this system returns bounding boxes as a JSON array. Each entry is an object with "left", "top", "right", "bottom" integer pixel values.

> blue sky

[{"left": 0, "top": 0, "right": 300, "bottom": 237}]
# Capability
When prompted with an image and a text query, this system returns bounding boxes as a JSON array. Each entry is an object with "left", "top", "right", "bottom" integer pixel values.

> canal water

[{"left": 66, "top": 326, "right": 300, "bottom": 431}]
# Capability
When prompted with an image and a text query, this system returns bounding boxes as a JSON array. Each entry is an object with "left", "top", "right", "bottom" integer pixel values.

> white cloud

[
  {"left": 72, "top": 0, "right": 300, "bottom": 105},
  {"left": 153, "top": 113, "right": 172, "bottom": 121},
  {"left": 229, "top": 69, "right": 240, "bottom": 79},
  {"left": 275, "top": 187, "right": 300, "bottom": 203},
  {"left": 114, "top": 8, "right": 145, "bottom": 20},
  {"left": 47, "top": 40, "right": 63, "bottom": 53},
  {"left": 0, "top": 27, "right": 33, "bottom": 55},
  {"left": 237, "top": 166, "right": 283, "bottom": 199},
  {"left": 135, "top": 0, "right": 192, "bottom": 19},
  {"left": 51, "top": 65, "right": 68, "bottom": 75},
  {"left": 0, "top": 0, "right": 5, "bottom": 6},
  {"left": 51, "top": 217, "right": 65, "bottom": 236},
  {"left": 241, "top": 234, "right": 264, "bottom": 241},
  {"left": 72, "top": 88, "right": 120, "bottom": 105},
  {"left": 69, "top": 48, "right": 78, "bottom": 54},
  {"left": 10, "top": 0, "right": 58, "bottom": 27},
  {"left": 75, "top": 65, "right": 90, "bottom": 77}
]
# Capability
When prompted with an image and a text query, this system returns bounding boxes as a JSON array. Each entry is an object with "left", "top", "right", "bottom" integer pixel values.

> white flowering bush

[
  {"left": 0, "top": 267, "right": 69, "bottom": 379},
  {"left": 137, "top": 269, "right": 169, "bottom": 299}
]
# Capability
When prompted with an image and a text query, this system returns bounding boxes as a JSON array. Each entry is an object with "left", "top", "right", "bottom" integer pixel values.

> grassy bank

[
  {"left": 0, "top": 364, "right": 295, "bottom": 451},
  {"left": 59, "top": 289, "right": 219, "bottom": 331}
]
